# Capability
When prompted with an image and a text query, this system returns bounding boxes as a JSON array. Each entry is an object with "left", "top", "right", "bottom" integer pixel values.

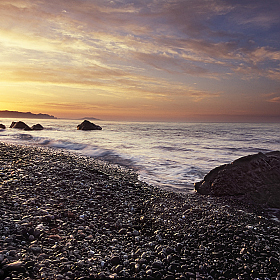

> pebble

[
  {"left": 0, "top": 142, "right": 279, "bottom": 279},
  {"left": 110, "top": 255, "right": 120, "bottom": 266},
  {"left": 2, "top": 261, "right": 25, "bottom": 272}
]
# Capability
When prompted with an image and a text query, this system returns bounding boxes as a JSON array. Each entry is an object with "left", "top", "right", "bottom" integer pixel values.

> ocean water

[{"left": 0, "top": 118, "right": 279, "bottom": 193}]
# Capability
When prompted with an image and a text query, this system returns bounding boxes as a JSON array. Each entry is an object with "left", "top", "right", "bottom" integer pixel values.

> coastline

[{"left": 0, "top": 142, "right": 279, "bottom": 279}]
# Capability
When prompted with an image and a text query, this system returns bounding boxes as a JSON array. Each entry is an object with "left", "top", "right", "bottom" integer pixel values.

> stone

[
  {"left": 10, "top": 121, "right": 31, "bottom": 131},
  {"left": 118, "top": 228, "right": 127, "bottom": 235},
  {"left": 152, "top": 259, "right": 163, "bottom": 268},
  {"left": 146, "top": 269, "right": 153, "bottom": 276},
  {"left": 28, "top": 235, "right": 35, "bottom": 242},
  {"left": 30, "top": 246, "right": 42, "bottom": 254},
  {"left": 195, "top": 151, "right": 280, "bottom": 208},
  {"left": 31, "top": 124, "right": 44, "bottom": 130},
  {"left": 77, "top": 120, "right": 102, "bottom": 131},
  {"left": 2, "top": 261, "right": 25, "bottom": 272},
  {"left": 0, "top": 124, "right": 5, "bottom": 129},
  {"left": 9, "top": 121, "right": 16, "bottom": 128},
  {"left": 110, "top": 255, "right": 120, "bottom": 266},
  {"left": 269, "top": 256, "right": 279, "bottom": 265}
]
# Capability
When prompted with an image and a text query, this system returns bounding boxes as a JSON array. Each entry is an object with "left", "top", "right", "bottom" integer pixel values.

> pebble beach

[{"left": 0, "top": 142, "right": 280, "bottom": 280}]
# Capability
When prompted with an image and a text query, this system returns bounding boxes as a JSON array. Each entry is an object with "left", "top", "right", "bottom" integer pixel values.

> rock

[
  {"left": 9, "top": 121, "right": 16, "bottom": 128},
  {"left": 269, "top": 256, "right": 279, "bottom": 265},
  {"left": 28, "top": 235, "right": 35, "bottom": 242},
  {"left": 98, "top": 272, "right": 106, "bottom": 279},
  {"left": 31, "top": 124, "right": 44, "bottom": 130},
  {"left": 146, "top": 269, "right": 153, "bottom": 276},
  {"left": 195, "top": 151, "right": 280, "bottom": 208},
  {"left": 77, "top": 120, "right": 102, "bottom": 131},
  {"left": 110, "top": 255, "right": 120, "bottom": 266},
  {"left": 118, "top": 228, "right": 127, "bottom": 235},
  {"left": 0, "top": 124, "right": 5, "bottom": 129},
  {"left": 30, "top": 245, "right": 42, "bottom": 254},
  {"left": 2, "top": 261, "right": 25, "bottom": 272},
  {"left": 41, "top": 214, "right": 53, "bottom": 223},
  {"left": 10, "top": 121, "right": 32, "bottom": 131},
  {"left": 24, "top": 126, "right": 32, "bottom": 131},
  {"left": 152, "top": 259, "right": 163, "bottom": 268}
]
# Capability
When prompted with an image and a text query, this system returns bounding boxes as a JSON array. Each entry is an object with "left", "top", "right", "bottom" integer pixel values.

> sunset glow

[{"left": 0, "top": 0, "right": 280, "bottom": 121}]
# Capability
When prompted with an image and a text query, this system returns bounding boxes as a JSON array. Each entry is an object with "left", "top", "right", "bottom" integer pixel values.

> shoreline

[{"left": 0, "top": 142, "right": 279, "bottom": 279}]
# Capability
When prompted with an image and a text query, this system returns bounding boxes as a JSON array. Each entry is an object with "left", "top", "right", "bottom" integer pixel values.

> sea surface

[{"left": 1, "top": 118, "right": 279, "bottom": 193}]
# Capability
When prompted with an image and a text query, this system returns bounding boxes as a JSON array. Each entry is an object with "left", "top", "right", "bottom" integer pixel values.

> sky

[{"left": 0, "top": 0, "right": 280, "bottom": 122}]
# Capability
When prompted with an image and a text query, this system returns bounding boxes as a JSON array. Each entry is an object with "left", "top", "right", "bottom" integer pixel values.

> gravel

[{"left": 0, "top": 142, "right": 279, "bottom": 279}]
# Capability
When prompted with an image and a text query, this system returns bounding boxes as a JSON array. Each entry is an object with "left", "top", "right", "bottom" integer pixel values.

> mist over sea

[{"left": 1, "top": 119, "right": 279, "bottom": 193}]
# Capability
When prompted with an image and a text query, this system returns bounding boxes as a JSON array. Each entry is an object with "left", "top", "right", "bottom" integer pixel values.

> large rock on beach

[
  {"left": 10, "top": 121, "right": 32, "bottom": 131},
  {"left": 0, "top": 124, "right": 5, "bottom": 129},
  {"left": 195, "top": 151, "right": 280, "bottom": 208},
  {"left": 77, "top": 120, "right": 102, "bottom": 130}
]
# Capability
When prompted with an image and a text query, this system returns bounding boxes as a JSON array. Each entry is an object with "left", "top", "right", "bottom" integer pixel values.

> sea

[{"left": 0, "top": 118, "right": 279, "bottom": 193}]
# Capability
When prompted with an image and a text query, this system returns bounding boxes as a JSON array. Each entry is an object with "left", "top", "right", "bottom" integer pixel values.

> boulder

[
  {"left": 24, "top": 125, "right": 32, "bottom": 131},
  {"left": 10, "top": 121, "right": 32, "bottom": 131},
  {"left": 195, "top": 151, "right": 280, "bottom": 208},
  {"left": 77, "top": 120, "right": 102, "bottom": 131},
  {"left": 31, "top": 123, "right": 44, "bottom": 130},
  {"left": 0, "top": 124, "right": 5, "bottom": 129},
  {"left": 10, "top": 121, "right": 17, "bottom": 128}
]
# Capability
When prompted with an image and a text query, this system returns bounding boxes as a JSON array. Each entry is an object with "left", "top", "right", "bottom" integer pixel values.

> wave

[
  {"left": 230, "top": 147, "right": 272, "bottom": 154},
  {"left": 35, "top": 138, "right": 137, "bottom": 169},
  {"left": 153, "top": 145, "right": 194, "bottom": 152},
  {"left": 2, "top": 130, "right": 138, "bottom": 170},
  {"left": 16, "top": 133, "right": 33, "bottom": 141},
  {"left": 39, "top": 139, "right": 88, "bottom": 151}
]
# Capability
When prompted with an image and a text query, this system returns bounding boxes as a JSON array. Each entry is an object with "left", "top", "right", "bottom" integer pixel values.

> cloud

[
  {"left": 0, "top": 61, "right": 219, "bottom": 103},
  {"left": 134, "top": 52, "right": 210, "bottom": 76},
  {"left": 0, "top": 0, "right": 280, "bottom": 121},
  {"left": 265, "top": 92, "right": 280, "bottom": 103},
  {"left": 250, "top": 47, "right": 280, "bottom": 63},
  {"left": 1, "top": 0, "right": 279, "bottom": 82},
  {"left": 224, "top": 0, "right": 280, "bottom": 29},
  {"left": 43, "top": 102, "right": 102, "bottom": 110},
  {"left": 269, "top": 97, "right": 280, "bottom": 103}
]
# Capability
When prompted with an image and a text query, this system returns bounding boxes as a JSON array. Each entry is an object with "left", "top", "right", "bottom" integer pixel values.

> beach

[{"left": 0, "top": 142, "right": 279, "bottom": 279}]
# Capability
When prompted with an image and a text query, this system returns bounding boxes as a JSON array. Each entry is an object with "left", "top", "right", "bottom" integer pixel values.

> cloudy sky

[{"left": 0, "top": 0, "right": 280, "bottom": 121}]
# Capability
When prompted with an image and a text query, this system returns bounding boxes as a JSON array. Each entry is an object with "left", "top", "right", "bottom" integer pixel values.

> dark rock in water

[
  {"left": 10, "top": 121, "right": 31, "bottom": 131},
  {"left": 195, "top": 151, "right": 280, "bottom": 208},
  {"left": 10, "top": 121, "right": 16, "bottom": 128},
  {"left": 77, "top": 120, "right": 102, "bottom": 131},
  {"left": 24, "top": 125, "right": 32, "bottom": 131},
  {"left": 0, "top": 124, "right": 5, "bottom": 129},
  {"left": 31, "top": 123, "right": 44, "bottom": 130}
]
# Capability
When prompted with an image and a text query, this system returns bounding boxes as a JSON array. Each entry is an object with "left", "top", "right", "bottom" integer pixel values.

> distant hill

[
  {"left": 0, "top": 110, "right": 57, "bottom": 119},
  {"left": 81, "top": 117, "right": 101, "bottom": 121}
]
